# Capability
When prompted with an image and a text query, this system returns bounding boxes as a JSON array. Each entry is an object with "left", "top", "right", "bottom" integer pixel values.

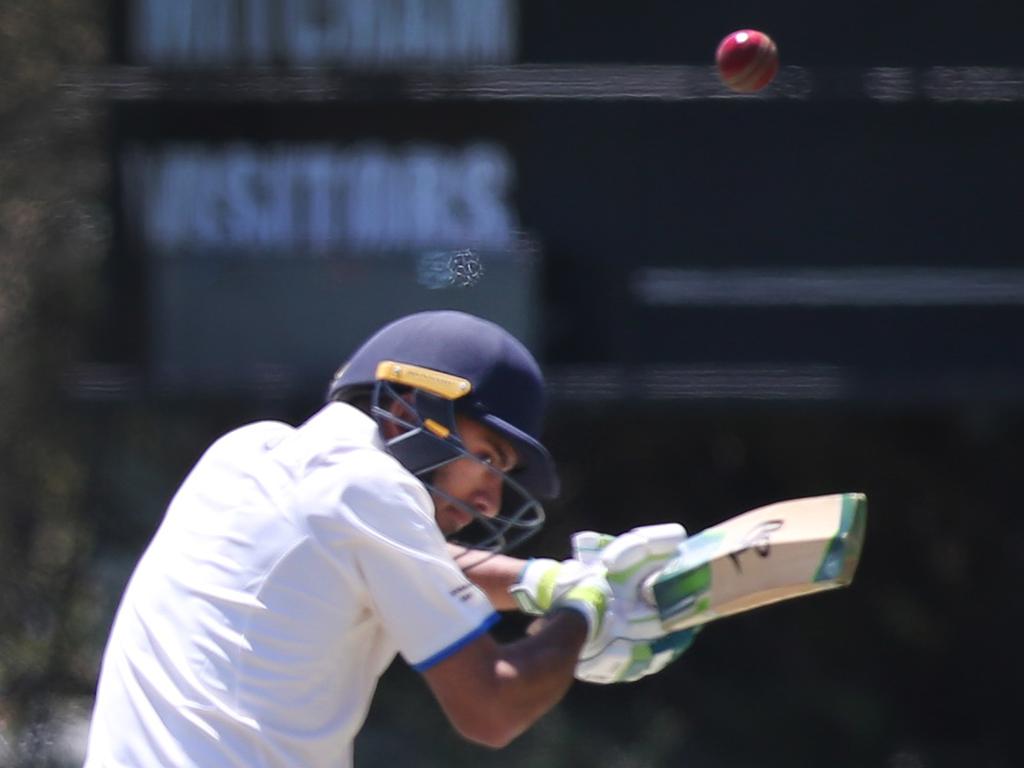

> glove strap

[{"left": 508, "top": 558, "right": 560, "bottom": 615}]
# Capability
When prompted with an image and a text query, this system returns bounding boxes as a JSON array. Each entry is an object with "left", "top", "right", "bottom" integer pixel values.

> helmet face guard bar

[
  {"left": 370, "top": 369, "right": 546, "bottom": 555},
  {"left": 428, "top": 476, "right": 546, "bottom": 556}
]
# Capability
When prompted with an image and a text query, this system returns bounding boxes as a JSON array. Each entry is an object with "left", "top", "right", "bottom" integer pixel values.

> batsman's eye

[{"left": 476, "top": 447, "right": 514, "bottom": 472}]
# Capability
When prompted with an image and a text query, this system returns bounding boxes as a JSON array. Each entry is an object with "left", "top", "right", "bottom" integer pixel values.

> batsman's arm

[
  {"left": 447, "top": 545, "right": 526, "bottom": 611},
  {"left": 448, "top": 545, "right": 595, "bottom": 614},
  {"left": 422, "top": 597, "right": 597, "bottom": 747}
]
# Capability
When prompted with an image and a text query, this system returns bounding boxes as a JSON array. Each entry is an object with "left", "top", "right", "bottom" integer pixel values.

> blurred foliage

[{"left": 0, "top": 0, "right": 108, "bottom": 763}]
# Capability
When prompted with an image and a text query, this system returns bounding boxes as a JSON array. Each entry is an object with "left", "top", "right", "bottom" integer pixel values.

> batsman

[{"left": 85, "top": 310, "right": 698, "bottom": 767}]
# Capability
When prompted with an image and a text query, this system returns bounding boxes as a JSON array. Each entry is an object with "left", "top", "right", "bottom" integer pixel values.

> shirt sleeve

[{"left": 333, "top": 465, "right": 499, "bottom": 671}]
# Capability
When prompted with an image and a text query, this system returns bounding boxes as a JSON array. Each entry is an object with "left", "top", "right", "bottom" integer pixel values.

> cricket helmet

[{"left": 327, "top": 310, "right": 559, "bottom": 552}]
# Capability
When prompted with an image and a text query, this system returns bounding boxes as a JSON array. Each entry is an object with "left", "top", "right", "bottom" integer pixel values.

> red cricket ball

[{"left": 715, "top": 29, "right": 779, "bottom": 93}]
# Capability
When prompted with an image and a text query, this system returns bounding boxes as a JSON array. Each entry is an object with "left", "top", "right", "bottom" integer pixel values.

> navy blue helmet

[{"left": 328, "top": 310, "right": 559, "bottom": 552}]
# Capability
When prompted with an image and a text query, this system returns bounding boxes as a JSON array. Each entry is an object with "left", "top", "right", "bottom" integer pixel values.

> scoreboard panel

[{"left": 104, "top": 0, "right": 1024, "bottom": 401}]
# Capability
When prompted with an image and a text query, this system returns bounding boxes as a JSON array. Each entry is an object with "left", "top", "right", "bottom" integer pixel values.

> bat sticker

[{"left": 727, "top": 520, "right": 784, "bottom": 573}]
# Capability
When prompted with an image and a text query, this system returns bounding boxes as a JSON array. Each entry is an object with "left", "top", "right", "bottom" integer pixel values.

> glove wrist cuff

[{"left": 508, "top": 558, "right": 560, "bottom": 615}]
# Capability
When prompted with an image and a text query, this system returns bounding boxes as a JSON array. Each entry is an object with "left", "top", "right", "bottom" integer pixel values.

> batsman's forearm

[
  {"left": 423, "top": 608, "right": 587, "bottom": 748},
  {"left": 448, "top": 545, "right": 526, "bottom": 611},
  {"left": 489, "top": 609, "right": 588, "bottom": 742}
]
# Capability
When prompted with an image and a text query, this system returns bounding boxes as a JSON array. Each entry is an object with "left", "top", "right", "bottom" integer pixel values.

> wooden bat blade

[{"left": 645, "top": 493, "right": 867, "bottom": 631}]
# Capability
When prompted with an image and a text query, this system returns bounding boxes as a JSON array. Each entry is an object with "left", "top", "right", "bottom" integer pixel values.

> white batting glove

[
  {"left": 508, "top": 530, "right": 616, "bottom": 615},
  {"left": 601, "top": 522, "right": 688, "bottom": 636},
  {"left": 574, "top": 523, "right": 699, "bottom": 684},
  {"left": 569, "top": 530, "right": 616, "bottom": 565},
  {"left": 509, "top": 557, "right": 593, "bottom": 615},
  {"left": 551, "top": 572, "right": 614, "bottom": 651},
  {"left": 575, "top": 624, "right": 700, "bottom": 684}
]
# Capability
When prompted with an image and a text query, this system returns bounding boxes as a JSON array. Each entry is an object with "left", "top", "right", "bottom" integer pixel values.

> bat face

[{"left": 644, "top": 493, "right": 867, "bottom": 631}]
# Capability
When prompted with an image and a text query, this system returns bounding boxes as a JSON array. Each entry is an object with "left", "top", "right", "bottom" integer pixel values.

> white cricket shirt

[{"left": 85, "top": 402, "right": 497, "bottom": 768}]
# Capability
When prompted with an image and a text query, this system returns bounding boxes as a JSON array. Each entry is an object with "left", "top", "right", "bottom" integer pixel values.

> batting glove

[
  {"left": 575, "top": 623, "right": 700, "bottom": 684},
  {"left": 551, "top": 572, "right": 614, "bottom": 652},
  {"left": 601, "top": 522, "right": 688, "bottom": 638},
  {"left": 574, "top": 523, "right": 701, "bottom": 684},
  {"left": 508, "top": 530, "right": 615, "bottom": 615},
  {"left": 509, "top": 557, "right": 593, "bottom": 615}
]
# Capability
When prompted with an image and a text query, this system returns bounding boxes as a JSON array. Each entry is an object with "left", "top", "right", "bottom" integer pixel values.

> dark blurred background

[{"left": 2, "top": 1, "right": 1023, "bottom": 766}]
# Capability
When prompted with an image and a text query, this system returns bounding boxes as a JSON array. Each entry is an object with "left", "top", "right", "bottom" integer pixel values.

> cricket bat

[{"left": 642, "top": 493, "right": 867, "bottom": 631}]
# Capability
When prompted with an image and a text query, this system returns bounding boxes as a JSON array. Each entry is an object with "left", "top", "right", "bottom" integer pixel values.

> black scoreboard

[{"left": 107, "top": 0, "right": 1024, "bottom": 402}]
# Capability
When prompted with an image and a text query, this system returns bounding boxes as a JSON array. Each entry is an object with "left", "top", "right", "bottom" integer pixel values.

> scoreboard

[{"left": 104, "top": 0, "right": 1024, "bottom": 402}]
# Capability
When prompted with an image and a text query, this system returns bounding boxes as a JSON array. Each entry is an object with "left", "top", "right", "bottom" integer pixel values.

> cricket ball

[{"left": 715, "top": 29, "right": 779, "bottom": 93}]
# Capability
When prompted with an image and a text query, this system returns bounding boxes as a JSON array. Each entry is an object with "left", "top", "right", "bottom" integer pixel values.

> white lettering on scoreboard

[
  {"left": 129, "top": 0, "right": 517, "bottom": 66},
  {"left": 125, "top": 143, "right": 518, "bottom": 253}
]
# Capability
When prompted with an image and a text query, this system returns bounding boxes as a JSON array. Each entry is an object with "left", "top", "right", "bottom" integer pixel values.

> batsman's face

[{"left": 431, "top": 417, "right": 518, "bottom": 536}]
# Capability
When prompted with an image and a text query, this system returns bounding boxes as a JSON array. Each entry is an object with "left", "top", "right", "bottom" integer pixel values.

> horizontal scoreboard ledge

[{"left": 61, "top": 64, "right": 1024, "bottom": 104}]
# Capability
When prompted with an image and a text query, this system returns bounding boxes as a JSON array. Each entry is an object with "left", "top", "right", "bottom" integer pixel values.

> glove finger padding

[
  {"left": 570, "top": 530, "right": 615, "bottom": 565},
  {"left": 601, "top": 523, "right": 687, "bottom": 639},
  {"left": 600, "top": 523, "right": 687, "bottom": 589},
  {"left": 576, "top": 626, "right": 701, "bottom": 685},
  {"left": 574, "top": 523, "right": 694, "bottom": 685}
]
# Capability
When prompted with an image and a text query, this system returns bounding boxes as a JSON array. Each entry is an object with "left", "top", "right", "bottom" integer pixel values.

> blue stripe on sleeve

[{"left": 411, "top": 612, "right": 501, "bottom": 672}]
